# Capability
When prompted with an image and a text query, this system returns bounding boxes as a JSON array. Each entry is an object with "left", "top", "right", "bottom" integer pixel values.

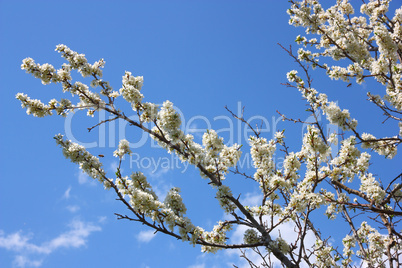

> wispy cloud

[
  {"left": 188, "top": 264, "right": 205, "bottom": 268},
  {"left": 109, "top": 161, "right": 119, "bottom": 172},
  {"left": 77, "top": 170, "right": 95, "bottom": 186},
  {"left": 63, "top": 186, "right": 72, "bottom": 199},
  {"left": 146, "top": 166, "right": 170, "bottom": 179},
  {"left": 152, "top": 181, "right": 173, "bottom": 201},
  {"left": 98, "top": 216, "right": 107, "bottom": 223},
  {"left": 241, "top": 192, "right": 262, "bottom": 207},
  {"left": 77, "top": 170, "right": 90, "bottom": 184},
  {"left": 154, "top": 167, "right": 170, "bottom": 178},
  {"left": 0, "top": 220, "right": 101, "bottom": 267},
  {"left": 66, "top": 205, "right": 80, "bottom": 213},
  {"left": 14, "top": 256, "right": 43, "bottom": 268},
  {"left": 136, "top": 230, "right": 156, "bottom": 243}
]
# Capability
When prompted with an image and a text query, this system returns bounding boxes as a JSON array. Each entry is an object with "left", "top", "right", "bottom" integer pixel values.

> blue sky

[{"left": 1, "top": 0, "right": 401, "bottom": 267}]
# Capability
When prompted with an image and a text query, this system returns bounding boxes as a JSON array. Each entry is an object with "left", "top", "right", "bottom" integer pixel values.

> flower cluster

[
  {"left": 164, "top": 187, "right": 187, "bottom": 217},
  {"left": 21, "top": 58, "right": 59, "bottom": 85},
  {"left": 342, "top": 234, "right": 356, "bottom": 266},
  {"left": 120, "top": 71, "right": 144, "bottom": 111},
  {"left": 113, "top": 139, "right": 132, "bottom": 158},
  {"left": 16, "top": 93, "right": 52, "bottom": 117},
  {"left": 243, "top": 229, "right": 261, "bottom": 244},
  {"left": 302, "top": 125, "right": 331, "bottom": 161},
  {"left": 249, "top": 136, "right": 276, "bottom": 190},
  {"left": 151, "top": 104, "right": 241, "bottom": 182},
  {"left": 54, "top": 135, "right": 106, "bottom": 184},
  {"left": 115, "top": 172, "right": 198, "bottom": 243},
  {"left": 140, "top": 102, "right": 158, "bottom": 122},
  {"left": 283, "top": 171, "right": 326, "bottom": 215},
  {"left": 56, "top": 44, "right": 104, "bottom": 78},
  {"left": 201, "top": 130, "right": 242, "bottom": 179},
  {"left": 18, "top": 45, "right": 109, "bottom": 119},
  {"left": 216, "top": 185, "right": 236, "bottom": 213},
  {"left": 361, "top": 132, "right": 398, "bottom": 158},
  {"left": 113, "top": 168, "right": 233, "bottom": 250},
  {"left": 116, "top": 172, "right": 161, "bottom": 215},
  {"left": 355, "top": 221, "right": 396, "bottom": 265},
  {"left": 313, "top": 239, "right": 340, "bottom": 268},
  {"left": 329, "top": 136, "right": 363, "bottom": 182},
  {"left": 286, "top": 72, "right": 359, "bottom": 131},
  {"left": 320, "top": 101, "right": 358, "bottom": 131},
  {"left": 48, "top": 98, "right": 73, "bottom": 117},
  {"left": 201, "top": 221, "right": 232, "bottom": 253},
  {"left": 16, "top": 6, "right": 402, "bottom": 264},
  {"left": 117, "top": 71, "right": 159, "bottom": 122},
  {"left": 287, "top": 0, "right": 402, "bottom": 111},
  {"left": 359, "top": 173, "right": 386, "bottom": 204},
  {"left": 268, "top": 237, "right": 291, "bottom": 254},
  {"left": 153, "top": 100, "right": 183, "bottom": 145}
]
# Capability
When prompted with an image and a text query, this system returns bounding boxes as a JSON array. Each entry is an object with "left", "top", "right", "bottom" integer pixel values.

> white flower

[
  {"left": 286, "top": 70, "right": 299, "bottom": 82},
  {"left": 359, "top": 173, "right": 385, "bottom": 204},
  {"left": 243, "top": 229, "right": 260, "bottom": 244},
  {"left": 54, "top": 134, "right": 106, "bottom": 183},
  {"left": 274, "top": 131, "right": 285, "bottom": 144},
  {"left": 164, "top": 187, "right": 186, "bottom": 216},
  {"left": 140, "top": 102, "right": 158, "bottom": 122},
  {"left": 16, "top": 93, "right": 52, "bottom": 117},
  {"left": 114, "top": 139, "right": 132, "bottom": 158},
  {"left": 216, "top": 185, "right": 236, "bottom": 213},
  {"left": 201, "top": 221, "right": 232, "bottom": 253},
  {"left": 109, "top": 91, "right": 120, "bottom": 98}
]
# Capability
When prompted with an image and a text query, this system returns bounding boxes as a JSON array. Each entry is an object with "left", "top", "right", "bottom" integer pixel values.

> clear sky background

[{"left": 1, "top": 1, "right": 401, "bottom": 267}]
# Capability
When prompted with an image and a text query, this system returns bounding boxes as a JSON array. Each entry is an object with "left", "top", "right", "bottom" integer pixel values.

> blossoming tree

[{"left": 16, "top": 0, "right": 402, "bottom": 267}]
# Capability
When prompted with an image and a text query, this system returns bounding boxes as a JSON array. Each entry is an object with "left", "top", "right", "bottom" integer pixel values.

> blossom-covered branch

[{"left": 17, "top": 0, "right": 402, "bottom": 267}]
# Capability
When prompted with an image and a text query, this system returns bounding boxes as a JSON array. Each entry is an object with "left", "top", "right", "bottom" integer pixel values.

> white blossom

[
  {"left": 201, "top": 221, "right": 232, "bottom": 253},
  {"left": 243, "top": 229, "right": 260, "bottom": 244},
  {"left": 359, "top": 173, "right": 386, "bottom": 204},
  {"left": 113, "top": 139, "right": 132, "bottom": 158},
  {"left": 16, "top": 93, "right": 52, "bottom": 117},
  {"left": 120, "top": 71, "right": 144, "bottom": 110},
  {"left": 54, "top": 134, "right": 106, "bottom": 184},
  {"left": 15, "top": 2, "right": 402, "bottom": 264},
  {"left": 164, "top": 187, "right": 186, "bottom": 217}
]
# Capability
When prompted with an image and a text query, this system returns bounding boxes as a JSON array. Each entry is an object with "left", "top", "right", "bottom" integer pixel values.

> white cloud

[
  {"left": 241, "top": 192, "right": 262, "bottom": 207},
  {"left": 0, "top": 220, "right": 101, "bottom": 267},
  {"left": 147, "top": 167, "right": 169, "bottom": 179},
  {"left": 14, "top": 256, "right": 43, "bottom": 268},
  {"left": 76, "top": 170, "right": 95, "bottom": 185},
  {"left": 0, "top": 230, "right": 38, "bottom": 252},
  {"left": 66, "top": 205, "right": 80, "bottom": 213},
  {"left": 63, "top": 186, "right": 72, "bottom": 199},
  {"left": 168, "top": 241, "right": 176, "bottom": 250},
  {"left": 46, "top": 220, "right": 100, "bottom": 250},
  {"left": 136, "top": 230, "right": 156, "bottom": 243},
  {"left": 152, "top": 181, "right": 173, "bottom": 201},
  {"left": 188, "top": 264, "right": 205, "bottom": 268},
  {"left": 98, "top": 216, "right": 107, "bottom": 223},
  {"left": 109, "top": 161, "right": 119, "bottom": 171},
  {"left": 77, "top": 170, "right": 90, "bottom": 184}
]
